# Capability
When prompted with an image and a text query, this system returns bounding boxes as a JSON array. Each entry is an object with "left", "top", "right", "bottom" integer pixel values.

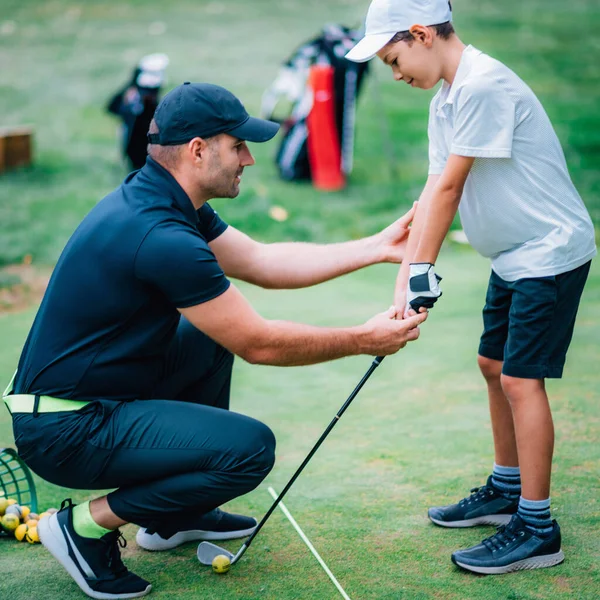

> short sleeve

[
  {"left": 428, "top": 97, "right": 448, "bottom": 175},
  {"left": 450, "top": 82, "right": 515, "bottom": 158},
  {"left": 135, "top": 222, "right": 230, "bottom": 308},
  {"left": 197, "top": 203, "right": 228, "bottom": 242}
]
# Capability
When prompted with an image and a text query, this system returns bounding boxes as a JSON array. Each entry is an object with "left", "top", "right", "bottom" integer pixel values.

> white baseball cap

[{"left": 345, "top": 0, "right": 453, "bottom": 63}]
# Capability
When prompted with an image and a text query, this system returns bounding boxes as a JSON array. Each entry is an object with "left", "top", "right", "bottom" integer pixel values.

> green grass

[
  {"left": 1, "top": 0, "right": 599, "bottom": 598},
  {"left": 0, "top": 0, "right": 599, "bottom": 268},
  {"left": 1, "top": 251, "right": 599, "bottom": 599}
]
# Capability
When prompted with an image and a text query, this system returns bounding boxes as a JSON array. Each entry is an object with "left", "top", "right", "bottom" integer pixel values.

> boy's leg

[
  {"left": 428, "top": 271, "right": 520, "bottom": 528},
  {"left": 478, "top": 356, "right": 518, "bottom": 468},
  {"left": 451, "top": 261, "right": 591, "bottom": 574},
  {"left": 501, "top": 376, "right": 553, "bottom": 501}
]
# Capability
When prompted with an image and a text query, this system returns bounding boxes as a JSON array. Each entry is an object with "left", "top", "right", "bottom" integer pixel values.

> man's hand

[
  {"left": 360, "top": 305, "right": 428, "bottom": 356},
  {"left": 406, "top": 263, "right": 442, "bottom": 314},
  {"left": 373, "top": 203, "right": 417, "bottom": 264}
]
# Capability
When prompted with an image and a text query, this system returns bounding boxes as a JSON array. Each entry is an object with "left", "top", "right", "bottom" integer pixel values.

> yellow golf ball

[
  {"left": 15, "top": 523, "right": 29, "bottom": 542},
  {"left": 25, "top": 526, "right": 40, "bottom": 544},
  {"left": 1, "top": 513, "right": 20, "bottom": 533},
  {"left": 212, "top": 554, "right": 231, "bottom": 574}
]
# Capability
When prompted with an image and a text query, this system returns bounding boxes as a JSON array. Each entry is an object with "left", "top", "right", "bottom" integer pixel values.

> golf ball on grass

[{"left": 212, "top": 554, "right": 231, "bottom": 574}]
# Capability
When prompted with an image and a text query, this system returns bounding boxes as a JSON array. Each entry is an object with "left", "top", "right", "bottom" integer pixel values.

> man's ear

[
  {"left": 187, "top": 137, "right": 209, "bottom": 163},
  {"left": 409, "top": 24, "right": 434, "bottom": 46}
]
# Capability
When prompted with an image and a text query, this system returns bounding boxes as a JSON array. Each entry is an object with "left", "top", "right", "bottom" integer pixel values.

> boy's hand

[{"left": 406, "top": 263, "right": 442, "bottom": 313}]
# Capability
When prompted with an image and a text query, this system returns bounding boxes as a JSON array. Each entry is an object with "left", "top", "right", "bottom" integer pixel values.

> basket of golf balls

[
  {"left": 0, "top": 447, "right": 54, "bottom": 543},
  {"left": 0, "top": 495, "right": 58, "bottom": 543}
]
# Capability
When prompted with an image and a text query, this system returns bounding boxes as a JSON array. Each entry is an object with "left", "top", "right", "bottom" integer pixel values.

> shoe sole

[
  {"left": 136, "top": 523, "right": 257, "bottom": 551},
  {"left": 38, "top": 515, "right": 152, "bottom": 600},
  {"left": 429, "top": 514, "right": 514, "bottom": 528},
  {"left": 453, "top": 550, "right": 565, "bottom": 574}
]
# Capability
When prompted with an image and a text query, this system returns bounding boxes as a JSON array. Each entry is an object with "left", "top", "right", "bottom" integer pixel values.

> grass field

[
  {"left": 1, "top": 253, "right": 599, "bottom": 599},
  {"left": 0, "top": 0, "right": 599, "bottom": 269},
  {"left": 1, "top": 0, "right": 599, "bottom": 598}
]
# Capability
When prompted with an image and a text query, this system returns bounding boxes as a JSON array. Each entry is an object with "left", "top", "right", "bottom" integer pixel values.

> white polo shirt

[{"left": 428, "top": 45, "right": 596, "bottom": 281}]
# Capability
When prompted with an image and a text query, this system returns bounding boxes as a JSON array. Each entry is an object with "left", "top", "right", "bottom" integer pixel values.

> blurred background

[
  {"left": 0, "top": 2, "right": 599, "bottom": 599},
  {"left": 0, "top": 0, "right": 598, "bottom": 288}
]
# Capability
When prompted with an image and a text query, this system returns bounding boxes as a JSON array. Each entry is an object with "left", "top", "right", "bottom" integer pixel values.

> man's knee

[
  {"left": 478, "top": 354, "right": 502, "bottom": 383},
  {"left": 240, "top": 420, "right": 276, "bottom": 478}
]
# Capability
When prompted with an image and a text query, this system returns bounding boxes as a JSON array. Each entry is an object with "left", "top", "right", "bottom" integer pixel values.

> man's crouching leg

[
  {"left": 134, "top": 415, "right": 276, "bottom": 551},
  {"left": 38, "top": 497, "right": 152, "bottom": 600}
]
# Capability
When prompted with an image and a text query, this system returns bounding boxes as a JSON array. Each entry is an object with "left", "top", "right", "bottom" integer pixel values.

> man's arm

[
  {"left": 178, "top": 283, "right": 427, "bottom": 366},
  {"left": 209, "top": 204, "right": 415, "bottom": 289}
]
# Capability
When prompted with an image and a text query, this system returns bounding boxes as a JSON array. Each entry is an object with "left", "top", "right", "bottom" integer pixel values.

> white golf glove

[{"left": 406, "top": 263, "right": 442, "bottom": 313}]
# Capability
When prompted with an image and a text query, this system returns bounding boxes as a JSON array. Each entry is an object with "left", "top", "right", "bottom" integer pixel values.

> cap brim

[
  {"left": 345, "top": 32, "right": 396, "bottom": 63},
  {"left": 228, "top": 117, "right": 280, "bottom": 143}
]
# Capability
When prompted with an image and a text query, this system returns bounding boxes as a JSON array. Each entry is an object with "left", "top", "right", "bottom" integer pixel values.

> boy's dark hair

[{"left": 390, "top": 21, "right": 455, "bottom": 44}]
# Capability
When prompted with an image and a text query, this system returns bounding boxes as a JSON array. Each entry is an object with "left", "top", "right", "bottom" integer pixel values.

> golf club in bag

[{"left": 198, "top": 355, "right": 385, "bottom": 568}]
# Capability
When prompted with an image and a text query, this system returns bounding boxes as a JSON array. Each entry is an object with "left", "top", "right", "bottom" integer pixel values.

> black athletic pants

[{"left": 12, "top": 318, "right": 276, "bottom": 529}]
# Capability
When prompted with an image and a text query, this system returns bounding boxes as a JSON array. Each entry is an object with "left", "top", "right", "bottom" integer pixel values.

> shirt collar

[
  {"left": 440, "top": 45, "right": 482, "bottom": 108},
  {"left": 138, "top": 157, "right": 199, "bottom": 226}
]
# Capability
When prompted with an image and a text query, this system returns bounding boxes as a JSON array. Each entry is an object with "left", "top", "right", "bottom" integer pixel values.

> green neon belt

[{"left": 3, "top": 394, "right": 90, "bottom": 414}]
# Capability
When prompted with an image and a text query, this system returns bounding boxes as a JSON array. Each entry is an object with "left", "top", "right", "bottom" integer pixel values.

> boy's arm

[
  {"left": 394, "top": 174, "right": 439, "bottom": 310},
  {"left": 413, "top": 154, "right": 475, "bottom": 263},
  {"left": 398, "top": 155, "right": 474, "bottom": 316}
]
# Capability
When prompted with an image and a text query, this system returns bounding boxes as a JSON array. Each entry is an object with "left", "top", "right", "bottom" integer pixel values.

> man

[
  {"left": 346, "top": 0, "right": 595, "bottom": 576},
  {"left": 4, "top": 82, "right": 427, "bottom": 599}
]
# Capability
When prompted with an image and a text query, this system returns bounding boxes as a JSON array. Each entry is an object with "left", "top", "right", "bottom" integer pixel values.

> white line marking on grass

[{"left": 268, "top": 486, "right": 351, "bottom": 600}]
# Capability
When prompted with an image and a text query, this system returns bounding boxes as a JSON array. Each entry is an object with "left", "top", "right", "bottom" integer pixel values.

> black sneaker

[
  {"left": 136, "top": 507, "right": 257, "bottom": 551},
  {"left": 451, "top": 514, "right": 565, "bottom": 574},
  {"left": 37, "top": 499, "right": 151, "bottom": 599},
  {"left": 428, "top": 476, "right": 518, "bottom": 528}
]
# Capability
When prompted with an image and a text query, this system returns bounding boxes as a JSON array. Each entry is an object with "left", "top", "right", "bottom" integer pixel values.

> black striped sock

[
  {"left": 518, "top": 497, "right": 553, "bottom": 535},
  {"left": 491, "top": 463, "right": 521, "bottom": 498}
]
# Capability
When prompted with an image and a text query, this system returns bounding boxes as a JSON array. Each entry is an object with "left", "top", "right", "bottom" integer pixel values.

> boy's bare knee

[
  {"left": 477, "top": 355, "right": 502, "bottom": 382},
  {"left": 500, "top": 374, "right": 544, "bottom": 403}
]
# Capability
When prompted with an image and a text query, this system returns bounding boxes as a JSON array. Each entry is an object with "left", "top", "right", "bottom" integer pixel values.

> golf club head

[{"left": 197, "top": 541, "right": 233, "bottom": 566}]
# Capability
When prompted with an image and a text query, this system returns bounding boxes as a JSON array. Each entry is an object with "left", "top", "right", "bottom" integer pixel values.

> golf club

[{"left": 198, "top": 355, "right": 386, "bottom": 568}]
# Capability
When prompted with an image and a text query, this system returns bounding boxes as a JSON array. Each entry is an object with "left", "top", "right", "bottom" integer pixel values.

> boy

[{"left": 346, "top": 0, "right": 596, "bottom": 574}]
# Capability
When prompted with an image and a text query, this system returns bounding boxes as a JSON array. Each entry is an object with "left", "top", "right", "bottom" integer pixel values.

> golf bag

[
  {"left": 107, "top": 53, "right": 169, "bottom": 171},
  {"left": 261, "top": 25, "right": 370, "bottom": 184}
]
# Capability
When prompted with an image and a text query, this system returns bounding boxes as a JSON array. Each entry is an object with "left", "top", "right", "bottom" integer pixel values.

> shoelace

[
  {"left": 482, "top": 524, "right": 525, "bottom": 552},
  {"left": 105, "top": 531, "right": 128, "bottom": 577},
  {"left": 458, "top": 485, "right": 495, "bottom": 506}
]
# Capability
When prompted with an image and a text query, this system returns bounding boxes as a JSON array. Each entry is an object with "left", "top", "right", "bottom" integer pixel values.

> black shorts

[{"left": 478, "top": 261, "right": 592, "bottom": 379}]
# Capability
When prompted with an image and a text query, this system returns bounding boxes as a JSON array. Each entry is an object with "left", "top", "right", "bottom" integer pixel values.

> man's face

[
  {"left": 203, "top": 134, "right": 255, "bottom": 199},
  {"left": 377, "top": 39, "right": 441, "bottom": 90}
]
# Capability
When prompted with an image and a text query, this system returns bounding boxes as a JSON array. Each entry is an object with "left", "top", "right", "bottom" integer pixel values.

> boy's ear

[{"left": 409, "top": 24, "right": 434, "bottom": 46}]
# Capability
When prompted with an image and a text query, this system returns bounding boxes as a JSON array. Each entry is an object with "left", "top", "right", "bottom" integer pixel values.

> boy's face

[{"left": 377, "top": 38, "right": 442, "bottom": 90}]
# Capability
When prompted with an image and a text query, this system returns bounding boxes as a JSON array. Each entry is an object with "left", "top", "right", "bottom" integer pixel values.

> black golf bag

[
  {"left": 107, "top": 54, "right": 168, "bottom": 171},
  {"left": 261, "top": 25, "right": 370, "bottom": 182}
]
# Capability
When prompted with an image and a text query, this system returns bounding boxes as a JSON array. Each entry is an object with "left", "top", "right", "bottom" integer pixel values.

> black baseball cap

[{"left": 147, "top": 82, "right": 280, "bottom": 145}]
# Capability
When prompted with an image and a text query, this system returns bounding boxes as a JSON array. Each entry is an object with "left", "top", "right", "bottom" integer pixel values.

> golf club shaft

[{"left": 239, "top": 355, "right": 385, "bottom": 557}]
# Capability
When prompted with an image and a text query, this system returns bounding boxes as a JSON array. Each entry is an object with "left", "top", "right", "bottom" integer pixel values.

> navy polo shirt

[{"left": 14, "top": 158, "right": 230, "bottom": 401}]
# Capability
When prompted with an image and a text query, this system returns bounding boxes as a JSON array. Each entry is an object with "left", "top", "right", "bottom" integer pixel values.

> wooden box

[{"left": 0, "top": 126, "right": 34, "bottom": 173}]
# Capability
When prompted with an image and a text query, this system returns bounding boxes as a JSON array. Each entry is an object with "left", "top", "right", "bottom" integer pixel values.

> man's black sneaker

[
  {"left": 37, "top": 499, "right": 151, "bottom": 599},
  {"left": 428, "top": 476, "right": 518, "bottom": 528},
  {"left": 136, "top": 507, "right": 257, "bottom": 551},
  {"left": 451, "top": 514, "right": 565, "bottom": 574}
]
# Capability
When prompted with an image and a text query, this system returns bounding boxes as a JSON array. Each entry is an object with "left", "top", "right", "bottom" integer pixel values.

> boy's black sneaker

[
  {"left": 136, "top": 507, "right": 257, "bottom": 551},
  {"left": 428, "top": 476, "right": 518, "bottom": 527},
  {"left": 451, "top": 514, "right": 565, "bottom": 574},
  {"left": 37, "top": 499, "right": 151, "bottom": 599}
]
